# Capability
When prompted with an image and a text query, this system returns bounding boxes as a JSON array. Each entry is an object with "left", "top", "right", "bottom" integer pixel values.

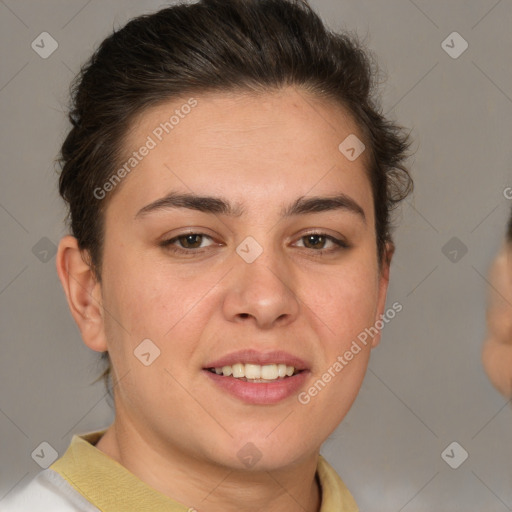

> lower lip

[{"left": 203, "top": 370, "right": 309, "bottom": 405}]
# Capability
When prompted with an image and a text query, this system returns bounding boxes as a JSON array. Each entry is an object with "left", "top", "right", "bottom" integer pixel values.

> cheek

[
  {"left": 101, "top": 249, "right": 223, "bottom": 366},
  {"left": 297, "top": 263, "right": 378, "bottom": 428},
  {"left": 303, "top": 257, "right": 380, "bottom": 344},
  {"left": 101, "top": 242, "right": 184, "bottom": 329}
]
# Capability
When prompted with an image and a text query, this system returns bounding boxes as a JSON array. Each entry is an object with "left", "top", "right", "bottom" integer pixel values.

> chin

[{"left": 204, "top": 430, "right": 319, "bottom": 473}]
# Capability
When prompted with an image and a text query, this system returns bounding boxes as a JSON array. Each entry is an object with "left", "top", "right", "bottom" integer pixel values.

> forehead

[{"left": 112, "top": 87, "right": 373, "bottom": 218}]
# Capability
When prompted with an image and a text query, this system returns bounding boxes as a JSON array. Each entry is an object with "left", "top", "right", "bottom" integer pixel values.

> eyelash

[{"left": 159, "top": 231, "right": 349, "bottom": 256}]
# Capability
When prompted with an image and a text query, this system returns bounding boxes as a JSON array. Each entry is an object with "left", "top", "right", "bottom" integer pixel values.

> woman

[{"left": 3, "top": 0, "right": 412, "bottom": 510}]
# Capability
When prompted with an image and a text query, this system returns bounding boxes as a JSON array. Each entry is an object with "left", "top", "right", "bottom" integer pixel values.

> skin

[
  {"left": 482, "top": 241, "right": 512, "bottom": 398},
  {"left": 57, "top": 87, "right": 392, "bottom": 512}
]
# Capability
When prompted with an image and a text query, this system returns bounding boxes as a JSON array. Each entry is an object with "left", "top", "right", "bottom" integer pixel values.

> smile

[{"left": 206, "top": 363, "right": 300, "bottom": 382}]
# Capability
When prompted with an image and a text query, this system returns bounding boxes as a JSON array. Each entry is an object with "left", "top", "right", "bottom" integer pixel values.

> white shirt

[{"left": 1, "top": 469, "right": 99, "bottom": 512}]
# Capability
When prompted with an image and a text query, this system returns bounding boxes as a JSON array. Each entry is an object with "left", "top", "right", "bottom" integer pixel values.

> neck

[{"left": 95, "top": 419, "right": 321, "bottom": 512}]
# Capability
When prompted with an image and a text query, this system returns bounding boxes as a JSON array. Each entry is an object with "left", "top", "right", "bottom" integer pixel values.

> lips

[
  {"left": 204, "top": 349, "right": 309, "bottom": 371},
  {"left": 203, "top": 349, "right": 310, "bottom": 405}
]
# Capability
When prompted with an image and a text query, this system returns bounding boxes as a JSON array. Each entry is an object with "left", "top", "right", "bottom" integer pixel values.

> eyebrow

[{"left": 135, "top": 192, "right": 366, "bottom": 223}]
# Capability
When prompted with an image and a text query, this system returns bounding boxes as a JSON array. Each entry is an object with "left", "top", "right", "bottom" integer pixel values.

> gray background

[{"left": 1, "top": 0, "right": 511, "bottom": 510}]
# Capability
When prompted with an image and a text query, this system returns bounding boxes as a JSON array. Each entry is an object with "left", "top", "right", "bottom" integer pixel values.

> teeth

[
  {"left": 211, "top": 363, "right": 297, "bottom": 381},
  {"left": 261, "top": 364, "right": 277, "bottom": 380},
  {"left": 245, "top": 364, "right": 261, "bottom": 379},
  {"left": 232, "top": 363, "right": 244, "bottom": 378}
]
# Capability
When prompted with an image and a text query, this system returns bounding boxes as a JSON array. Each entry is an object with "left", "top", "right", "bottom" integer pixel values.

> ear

[
  {"left": 56, "top": 235, "right": 107, "bottom": 352},
  {"left": 371, "top": 242, "right": 394, "bottom": 348}
]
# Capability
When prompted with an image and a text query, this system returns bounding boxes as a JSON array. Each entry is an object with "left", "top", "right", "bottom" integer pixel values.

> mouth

[
  {"left": 205, "top": 363, "right": 303, "bottom": 383},
  {"left": 203, "top": 350, "right": 309, "bottom": 404}
]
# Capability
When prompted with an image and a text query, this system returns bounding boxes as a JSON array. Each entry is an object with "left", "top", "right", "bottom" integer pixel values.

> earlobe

[
  {"left": 56, "top": 235, "right": 108, "bottom": 352},
  {"left": 371, "top": 243, "right": 394, "bottom": 348}
]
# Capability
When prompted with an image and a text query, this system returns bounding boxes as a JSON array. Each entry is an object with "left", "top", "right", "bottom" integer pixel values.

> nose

[{"left": 221, "top": 244, "right": 300, "bottom": 330}]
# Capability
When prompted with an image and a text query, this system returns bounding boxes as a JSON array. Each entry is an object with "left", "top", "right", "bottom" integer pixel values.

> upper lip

[{"left": 204, "top": 349, "right": 309, "bottom": 371}]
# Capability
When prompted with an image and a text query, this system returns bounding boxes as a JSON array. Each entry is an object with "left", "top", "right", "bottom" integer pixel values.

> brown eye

[
  {"left": 302, "top": 234, "right": 328, "bottom": 250},
  {"left": 160, "top": 233, "right": 216, "bottom": 253},
  {"left": 177, "top": 234, "right": 204, "bottom": 249},
  {"left": 296, "top": 233, "right": 348, "bottom": 252}
]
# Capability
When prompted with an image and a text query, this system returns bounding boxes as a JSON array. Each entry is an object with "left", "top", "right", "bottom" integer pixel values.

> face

[{"left": 85, "top": 87, "right": 390, "bottom": 470}]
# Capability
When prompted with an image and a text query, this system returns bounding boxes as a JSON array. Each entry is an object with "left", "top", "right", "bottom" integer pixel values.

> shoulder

[
  {"left": 317, "top": 455, "right": 359, "bottom": 512},
  {"left": 1, "top": 469, "right": 99, "bottom": 512}
]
